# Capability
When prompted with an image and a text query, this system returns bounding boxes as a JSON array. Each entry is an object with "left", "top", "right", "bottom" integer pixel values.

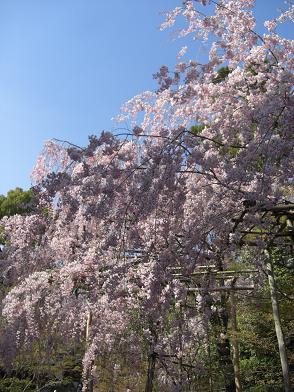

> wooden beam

[
  {"left": 172, "top": 269, "right": 258, "bottom": 277},
  {"left": 187, "top": 286, "right": 254, "bottom": 292}
]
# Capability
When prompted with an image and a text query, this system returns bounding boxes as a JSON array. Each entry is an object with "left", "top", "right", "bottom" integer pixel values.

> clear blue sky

[{"left": 0, "top": 0, "right": 292, "bottom": 195}]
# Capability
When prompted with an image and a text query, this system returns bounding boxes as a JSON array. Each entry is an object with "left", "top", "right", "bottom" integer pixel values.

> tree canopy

[
  {"left": 0, "top": 187, "right": 32, "bottom": 220},
  {"left": 0, "top": 1, "right": 293, "bottom": 391}
]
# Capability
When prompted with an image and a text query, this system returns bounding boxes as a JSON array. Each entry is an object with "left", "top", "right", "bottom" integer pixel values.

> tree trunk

[
  {"left": 216, "top": 328, "right": 235, "bottom": 392},
  {"left": 266, "top": 249, "right": 292, "bottom": 392},
  {"left": 145, "top": 352, "right": 156, "bottom": 392},
  {"left": 85, "top": 373, "right": 94, "bottom": 392}
]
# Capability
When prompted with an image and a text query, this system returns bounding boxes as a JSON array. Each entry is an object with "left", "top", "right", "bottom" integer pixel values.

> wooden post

[
  {"left": 230, "top": 291, "right": 242, "bottom": 392},
  {"left": 265, "top": 249, "right": 292, "bottom": 392},
  {"left": 85, "top": 309, "right": 94, "bottom": 392}
]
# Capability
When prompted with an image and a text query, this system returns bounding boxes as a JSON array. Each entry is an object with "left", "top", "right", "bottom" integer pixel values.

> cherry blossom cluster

[{"left": 1, "top": 1, "right": 293, "bottom": 390}]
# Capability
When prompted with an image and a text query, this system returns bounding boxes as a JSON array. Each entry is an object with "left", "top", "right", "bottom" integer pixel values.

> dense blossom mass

[{"left": 1, "top": 1, "right": 293, "bottom": 391}]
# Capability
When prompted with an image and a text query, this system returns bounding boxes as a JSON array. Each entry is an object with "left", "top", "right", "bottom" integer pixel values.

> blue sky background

[{"left": 0, "top": 0, "right": 292, "bottom": 195}]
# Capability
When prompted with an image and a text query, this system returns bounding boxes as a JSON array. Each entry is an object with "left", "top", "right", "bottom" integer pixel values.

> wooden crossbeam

[
  {"left": 263, "top": 204, "right": 294, "bottom": 213},
  {"left": 172, "top": 269, "right": 258, "bottom": 278},
  {"left": 169, "top": 265, "right": 216, "bottom": 271},
  {"left": 177, "top": 276, "right": 236, "bottom": 281},
  {"left": 187, "top": 286, "right": 254, "bottom": 292},
  {"left": 241, "top": 231, "right": 293, "bottom": 237}
]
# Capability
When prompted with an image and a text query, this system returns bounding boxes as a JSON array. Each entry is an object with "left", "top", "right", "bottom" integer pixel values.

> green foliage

[
  {"left": 0, "top": 377, "right": 36, "bottom": 392},
  {"left": 246, "top": 63, "right": 259, "bottom": 76},
  {"left": 219, "top": 145, "right": 241, "bottom": 158},
  {"left": 212, "top": 66, "right": 232, "bottom": 84},
  {"left": 0, "top": 187, "right": 33, "bottom": 219},
  {"left": 190, "top": 124, "right": 205, "bottom": 135},
  {"left": 38, "top": 378, "right": 79, "bottom": 392},
  {"left": 0, "top": 345, "right": 83, "bottom": 392},
  {"left": 235, "top": 249, "right": 294, "bottom": 390}
]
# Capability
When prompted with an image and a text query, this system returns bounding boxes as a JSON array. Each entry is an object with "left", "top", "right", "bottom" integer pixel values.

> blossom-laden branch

[{"left": 1, "top": 1, "right": 293, "bottom": 390}]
